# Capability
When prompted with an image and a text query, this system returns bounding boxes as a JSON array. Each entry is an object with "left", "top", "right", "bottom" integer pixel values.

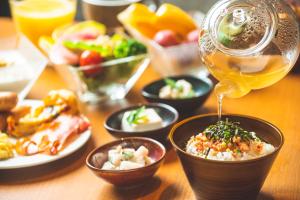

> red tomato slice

[{"left": 79, "top": 50, "right": 104, "bottom": 76}]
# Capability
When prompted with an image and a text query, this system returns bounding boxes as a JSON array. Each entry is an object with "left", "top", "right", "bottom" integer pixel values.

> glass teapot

[{"left": 199, "top": 0, "right": 300, "bottom": 98}]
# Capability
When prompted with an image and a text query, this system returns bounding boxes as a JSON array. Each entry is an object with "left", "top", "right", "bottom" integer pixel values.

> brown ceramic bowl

[
  {"left": 141, "top": 75, "right": 213, "bottom": 114},
  {"left": 82, "top": 0, "right": 159, "bottom": 28},
  {"left": 104, "top": 103, "right": 178, "bottom": 144},
  {"left": 86, "top": 137, "right": 166, "bottom": 187},
  {"left": 169, "top": 114, "right": 284, "bottom": 200}
]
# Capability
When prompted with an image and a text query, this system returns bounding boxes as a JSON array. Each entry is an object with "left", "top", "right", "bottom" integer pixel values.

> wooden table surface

[{"left": 0, "top": 17, "right": 300, "bottom": 200}]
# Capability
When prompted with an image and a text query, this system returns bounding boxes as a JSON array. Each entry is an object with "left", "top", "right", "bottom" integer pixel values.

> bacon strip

[{"left": 17, "top": 114, "right": 90, "bottom": 155}]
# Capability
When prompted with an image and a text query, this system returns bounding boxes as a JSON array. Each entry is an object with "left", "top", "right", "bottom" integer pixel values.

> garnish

[
  {"left": 203, "top": 119, "right": 257, "bottom": 143},
  {"left": 186, "top": 90, "right": 196, "bottom": 98},
  {"left": 126, "top": 106, "right": 148, "bottom": 125},
  {"left": 164, "top": 78, "right": 184, "bottom": 92},
  {"left": 164, "top": 78, "right": 177, "bottom": 88},
  {"left": 122, "top": 151, "right": 134, "bottom": 160}
]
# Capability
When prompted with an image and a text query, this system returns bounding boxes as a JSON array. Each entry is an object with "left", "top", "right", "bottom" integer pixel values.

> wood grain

[{"left": 0, "top": 17, "right": 300, "bottom": 200}]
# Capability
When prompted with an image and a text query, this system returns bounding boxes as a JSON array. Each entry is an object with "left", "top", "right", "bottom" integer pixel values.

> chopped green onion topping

[
  {"left": 122, "top": 151, "right": 134, "bottom": 160},
  {"left": 126, "top": 106, "right": 147, "bottom": 125},
  {"left": 203, "top": 119, "right": 257, "bottom": 143}
]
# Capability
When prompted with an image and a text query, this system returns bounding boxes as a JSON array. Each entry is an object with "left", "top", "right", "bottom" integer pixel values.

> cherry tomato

[{"left": 79, "top": 50, "right": 104, "bottom": 76}]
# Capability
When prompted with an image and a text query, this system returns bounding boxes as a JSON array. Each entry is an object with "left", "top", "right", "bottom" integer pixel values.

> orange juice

[{"left": 10, "top": 0, "right": 76, "bottom": 46}]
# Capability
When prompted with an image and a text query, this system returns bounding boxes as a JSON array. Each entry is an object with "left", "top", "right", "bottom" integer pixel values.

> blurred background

[{"left": 0, "top": 0, "right": 219, "bottom": 19}]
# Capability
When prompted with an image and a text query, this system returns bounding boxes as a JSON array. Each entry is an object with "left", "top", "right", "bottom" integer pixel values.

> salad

[{"left": 41, "top": 21, "right": 148, "bottom": 99}]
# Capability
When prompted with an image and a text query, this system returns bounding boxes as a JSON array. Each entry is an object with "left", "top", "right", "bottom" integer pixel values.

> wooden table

[{"left": 0, "top": 18, "right": 300, "bottom": 200}]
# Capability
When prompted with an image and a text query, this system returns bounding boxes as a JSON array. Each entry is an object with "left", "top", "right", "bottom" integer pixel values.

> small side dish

[
  {"left": 0, "top": 52, "right": 33, "bottom": 93},
  {"left": 105, "top": 103, "right": 178, "bottom": 143},
  {"left": 159, "top": 78, "right": 196, "bottom": 99},
  {"left": 186, "top": 119, "right": 275, "bottom": 161},
  {"left": 121, "top": 106, "right": 163, "bottom": 132},
  {"left": 0, "top": 36, "right": 48, "bottom": 100},
  {"left": 101, "top": 145, "right": 153, "bottom": 170},
  {"left": 86, "top": 137, "right": 166, "bottom": 187},
  {"left": 142, "top": 75, "right": 213, "bottom": 114}
]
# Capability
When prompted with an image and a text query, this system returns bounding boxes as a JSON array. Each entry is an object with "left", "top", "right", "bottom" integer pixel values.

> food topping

[
  {"left": 159, "top": 79, "right": 196, "bottom": 99},
  {"left": 186, "top": 119, "right": 275, "bottom": 161},
  {"left": 100, "top": 145, "right": 153, "bottom": 170}
]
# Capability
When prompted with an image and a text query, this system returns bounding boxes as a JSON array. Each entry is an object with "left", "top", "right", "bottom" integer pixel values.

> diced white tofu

[
  {"left": 175, "top": 80, "right": 193, "bottom": 98},
  {"left": 108, "top": 150, "right": 122, "bottom": 166},
  {"left": 121, "top": 108, "right": 163, "bottom": 132},
  {"left": 159, "top": 85, "right": 172, "bottom": 99},
  {"left": 119, "top": 161, "right": 144, "bottom": 170},
  {"left": 102, "top": 161, "right": 116, "bottom": 170},
  {"left": 134, "top": 146, "right": 149, "bottom": 158}
]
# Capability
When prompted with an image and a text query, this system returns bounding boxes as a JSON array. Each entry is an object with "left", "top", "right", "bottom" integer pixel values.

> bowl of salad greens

[{"left": 40, "top": 21, "right": 149, "bottom": 103}]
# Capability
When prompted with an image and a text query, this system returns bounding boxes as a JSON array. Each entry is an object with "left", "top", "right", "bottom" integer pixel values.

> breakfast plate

[{"left": 0, "top": 99, "right": 91, "bottom": 169}]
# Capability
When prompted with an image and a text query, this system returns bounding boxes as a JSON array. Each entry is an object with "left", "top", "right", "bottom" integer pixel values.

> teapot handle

[{"left": 152, "top": 0, "right": 160, "bottom": 8}]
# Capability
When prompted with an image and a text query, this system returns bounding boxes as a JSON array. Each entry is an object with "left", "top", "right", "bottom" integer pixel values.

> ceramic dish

[
  {"left": 86, "top": 137, "right": 166, "bottom": 187},
  {"left": 169, "top": 114, "right": 284, "bottom": 200},
  {"left": 104, "top": 103, "right": 178, "bottom": 144},
  {"left": 0, "top": 35, "right": 47, "bottom": 101},
  {"left": 141, "top": 75, "right": 213, "bottom": 114},
  {"left": 0, "top": 100, "right": 91, "bottom": 169}
]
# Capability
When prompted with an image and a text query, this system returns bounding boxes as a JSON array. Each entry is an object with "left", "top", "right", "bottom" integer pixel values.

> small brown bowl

[
  {"left": 86, "top": 137, "right": 166, "bottom": 187},
  {"left": 169, "top": 114, "right": 284, "bottom": 200},
  {"left": 104, "top": 103, "right": 178, "bottom": 144},
  {"left": 141, "top": 75, "right": 213, "bottom": 114}
]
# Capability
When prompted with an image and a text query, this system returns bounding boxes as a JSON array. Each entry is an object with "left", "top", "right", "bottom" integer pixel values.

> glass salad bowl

[
  {"left": 39, "top": 21, "right": 150, "bottom": 103},
  {"left": 69, "top": 54, "right": 149, "bottom": 103}
]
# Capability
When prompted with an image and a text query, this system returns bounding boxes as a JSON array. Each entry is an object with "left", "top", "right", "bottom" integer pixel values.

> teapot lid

[{"left": 203, "top": 0, "right": 278, "bottom": 56}]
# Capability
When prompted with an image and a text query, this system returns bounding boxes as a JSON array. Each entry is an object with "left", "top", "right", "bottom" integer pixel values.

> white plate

[
  {"left": 0, "top": 100, "right": 91, "bottom": 169},
  {"left": 0, "top": 35, "right": 48, "bottom": 101}
]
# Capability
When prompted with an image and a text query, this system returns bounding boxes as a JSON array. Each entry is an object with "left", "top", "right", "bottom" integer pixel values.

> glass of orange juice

[{"left": 9, "top": 0, "right": 76, "bottom": 46}]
